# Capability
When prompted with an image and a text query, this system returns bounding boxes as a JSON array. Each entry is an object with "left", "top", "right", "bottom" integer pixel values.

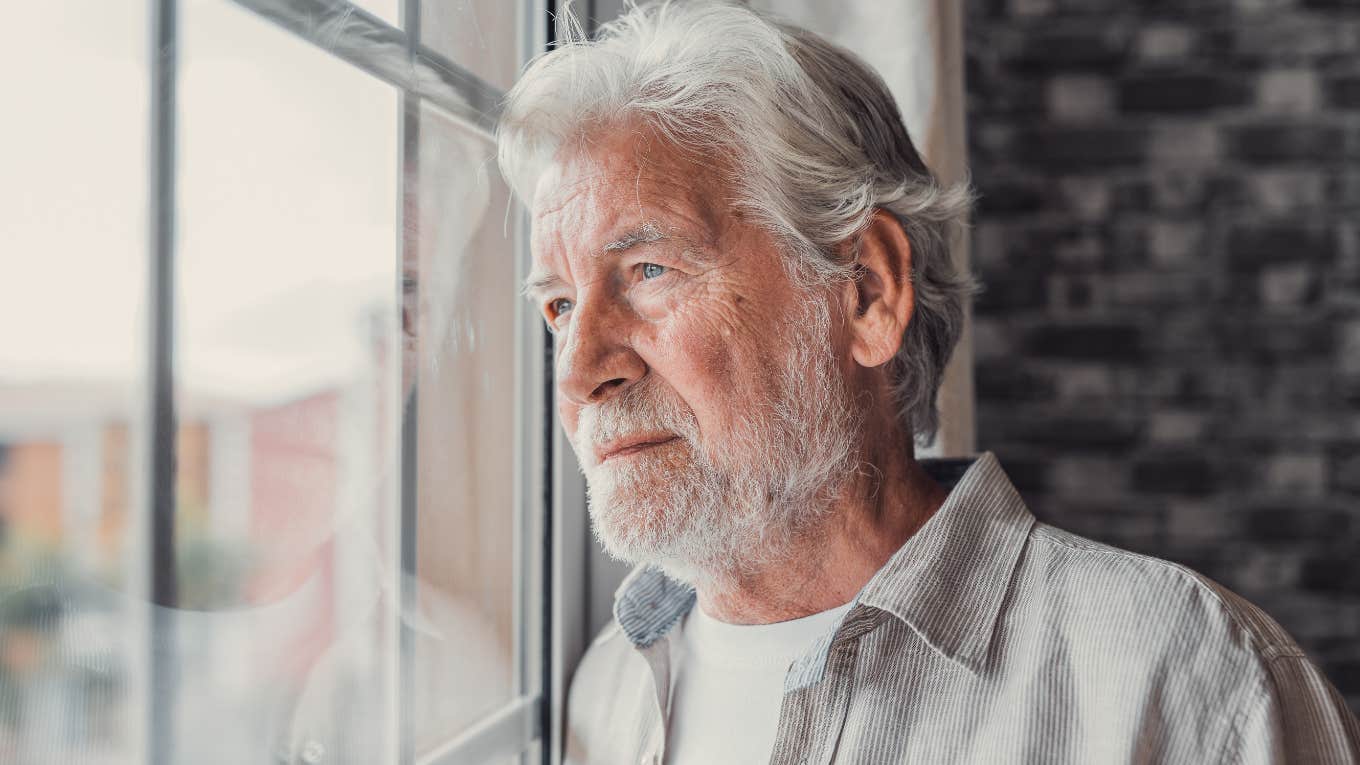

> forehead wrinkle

[
  {"left": 530, "top": 137, "right": 737, "bottom": 300},
  {"left": 534, "top": 182, "right": 595, "bottom": 222}
]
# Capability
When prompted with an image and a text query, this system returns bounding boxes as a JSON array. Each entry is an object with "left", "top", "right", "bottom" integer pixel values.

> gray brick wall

[{"left": 965, "top": 0, "right": 1360, "bottom": 712}]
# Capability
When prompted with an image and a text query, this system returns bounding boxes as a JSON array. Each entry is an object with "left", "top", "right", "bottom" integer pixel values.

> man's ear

[{"left": 843, "top": 208, "right": 914, "bottom": 369}]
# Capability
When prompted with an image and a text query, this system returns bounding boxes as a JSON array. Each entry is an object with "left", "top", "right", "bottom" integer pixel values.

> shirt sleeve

[{"left": 1227, "top": 654, "right": 1360, "bottom": 764}]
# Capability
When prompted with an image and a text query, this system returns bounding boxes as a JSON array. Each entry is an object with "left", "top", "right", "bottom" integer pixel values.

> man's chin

[
  {"left": 584, "top": 454, "right": 683, "bottom": 502},
  {"left": 588, "top": 488, "right": 671, "bottom": 540},
  {"left": 586, "top": 479, "right": 695, "bottom": 559}
]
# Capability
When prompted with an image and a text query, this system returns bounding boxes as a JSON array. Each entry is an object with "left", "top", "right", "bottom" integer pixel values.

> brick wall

[{"left": 964, "top": 0, "right": 1360, "bottom": 712}]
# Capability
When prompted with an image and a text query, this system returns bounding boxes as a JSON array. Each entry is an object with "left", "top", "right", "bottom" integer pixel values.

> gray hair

[{"left": 497, "top": 0, "right": 975, "bottom": 443}]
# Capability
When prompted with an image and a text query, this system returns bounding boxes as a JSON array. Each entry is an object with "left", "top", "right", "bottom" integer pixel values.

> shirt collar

[
  {"left": 856, "top": 451, "right": 1035, "bottom": 672},
  {"left": 613, "top": 561, "right": 696, "bottom": 649},
  {"left": 612, "top": 451, "right": 1035, "bottom": 672}
]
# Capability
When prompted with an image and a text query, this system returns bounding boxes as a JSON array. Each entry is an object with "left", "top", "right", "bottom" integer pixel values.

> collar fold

[
  {"left": 613, "top": 563, "right": 695, "bottom": 649},
  {"left": 611, "top": 452, "right": 1036, "bottom": 674},
  {"left": 857, "top": 451, "right": 1035, "bottom": 672}
]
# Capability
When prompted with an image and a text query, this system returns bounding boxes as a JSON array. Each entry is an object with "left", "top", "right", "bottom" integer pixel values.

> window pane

[
  {"left": 420, "top": 0, "right": 523, "bottom": 91},
  {"left": 1, "top": 2, "right": 537, "bottom": 762},
  {"left": 409, "top": 100, "right": 525, "bottom": 755},
  {"left": 172, "top": 1, "right": 401, "bottom": 762},
  {"left": 0, "top": 3, "right": 151, "bottom": 763},
  {"left": 353, "top": 0, "right": 400, "bottom": 26}
]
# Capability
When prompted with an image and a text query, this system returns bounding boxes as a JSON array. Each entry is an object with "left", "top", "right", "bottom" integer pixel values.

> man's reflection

[{"left": 0, "top": 116, "right": 517, "bottom": 764}]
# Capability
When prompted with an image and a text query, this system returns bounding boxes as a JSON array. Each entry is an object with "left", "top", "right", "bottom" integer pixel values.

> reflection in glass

[
  {"left": 171, "top": 0, "right": 402, "bottom": 761},
  {"left": 352, "top": 0, "right": 401, "bottom": 26},
  {"left": 421, "top": 0, "right": 524, "bottom": 90},
  {"left": 1, "top": 1, "right": 529, "bottom": 762},
  {"left": 409, "top": 101, "right": 520, "bottom": 754},
  {"left": 0, "top": 3, "right": 150, "bottom": 763}
]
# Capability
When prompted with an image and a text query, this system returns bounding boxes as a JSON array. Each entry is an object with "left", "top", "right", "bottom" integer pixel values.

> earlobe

[{"left": 847, "top": 209, "right": 914, "bottom": 369}]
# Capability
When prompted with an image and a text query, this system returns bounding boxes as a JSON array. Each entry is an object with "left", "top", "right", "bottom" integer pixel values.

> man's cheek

[
  {"left": 649, "top": 317, "right": 734, "bottom": 393},
  {"left": 654, "top": 292, "right": 748, "bottom": 358},
  {"left": 654, "top": 345, "right": 744, "bottom": 448}
]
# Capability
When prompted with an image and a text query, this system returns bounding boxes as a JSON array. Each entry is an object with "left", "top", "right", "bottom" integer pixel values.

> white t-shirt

[{"left": 665, "top": 599, "right": 855, "bottom": 765}]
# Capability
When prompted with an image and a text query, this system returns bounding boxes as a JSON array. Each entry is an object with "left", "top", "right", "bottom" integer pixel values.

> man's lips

[{"left": 595, "top": 434, "right": 680, "bottom": 463}]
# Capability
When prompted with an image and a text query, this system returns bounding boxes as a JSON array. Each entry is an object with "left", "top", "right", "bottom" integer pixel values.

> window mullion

[
  {"left": 397, "top": 1, "right": 421, "bottom": 763},
  {"left": 226, "top": 0, "right": 504, "bottom": 137},
  {"left": 147, "top": 0, "right": 180, "bottom": 764}
]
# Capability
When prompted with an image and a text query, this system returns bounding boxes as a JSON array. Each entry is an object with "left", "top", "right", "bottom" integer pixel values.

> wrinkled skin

[
  {"left": 526, "top": 123, "right": 947, "bottom": 623},
  {"left": 528, "top": 129, "right": 849, "bottom": 466}
]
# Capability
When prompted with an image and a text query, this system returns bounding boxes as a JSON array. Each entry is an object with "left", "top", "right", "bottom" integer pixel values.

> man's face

[{"left": 527, "top": 127, "right": 861, "bottom": 582}]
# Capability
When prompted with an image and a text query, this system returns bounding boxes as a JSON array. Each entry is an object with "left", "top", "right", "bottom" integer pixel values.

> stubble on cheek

[{"left": 651, "top": 284, "right": 778, "bottom": 445}]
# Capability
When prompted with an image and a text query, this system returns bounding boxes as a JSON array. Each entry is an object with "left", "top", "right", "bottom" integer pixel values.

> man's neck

[{"left": 694, "top": 427, "right": 948, "bottom": 625}]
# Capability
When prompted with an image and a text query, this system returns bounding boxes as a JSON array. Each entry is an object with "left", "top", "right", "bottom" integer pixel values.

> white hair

[{"left": 498, "top": 0, "right": 975, "bottom": 442}]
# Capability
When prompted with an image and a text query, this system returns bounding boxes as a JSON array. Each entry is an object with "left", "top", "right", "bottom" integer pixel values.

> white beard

[{"left": 571, "top": 292, "right": 863, "bottom": 589}]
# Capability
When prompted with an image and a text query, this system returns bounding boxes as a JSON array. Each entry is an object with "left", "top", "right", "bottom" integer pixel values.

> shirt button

[{"left": 300, "top": 740, "right": 325, "bottom": 764}]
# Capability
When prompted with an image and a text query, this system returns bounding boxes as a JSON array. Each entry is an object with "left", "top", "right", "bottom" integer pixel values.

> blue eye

[
  {"left": 549, "top": 297, "right": 573, "bottom": 319},
  {"left": 641, "top": 263, "right": 667, "bottom": 279}
]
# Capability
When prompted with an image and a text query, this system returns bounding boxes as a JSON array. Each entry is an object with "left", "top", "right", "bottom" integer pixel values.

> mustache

[{"left": 576, "top": 381, "right": 697, "bottom": 458}]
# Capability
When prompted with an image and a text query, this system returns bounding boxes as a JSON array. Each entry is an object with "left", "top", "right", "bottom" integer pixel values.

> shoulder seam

[
  {"left": 1212, "top": 648, "right": 1321, "bottom": 765},
  {"left": 1215, "top": 663, "right": 1271, "bottom": 765},
  {"left": 1032, "top": 524, "right": 1280, "bottom": 659}
]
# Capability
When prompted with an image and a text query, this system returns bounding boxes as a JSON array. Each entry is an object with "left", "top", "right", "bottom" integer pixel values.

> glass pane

[
  {"left": 409, "top": 100, "right": 523, "bottom": 755},
  {"left": 172, "top": 1, "right": 401, "bottom": 762},
  {"left": 354, "top": 0, "right": 401, "bottom": 26},
  {"left": 1, "top": 2, "right": 537, "bottom": 762},
  {"left": 420, "top": 0, "right": 523, "bottom": 91},
  {"left": 0, "top": 3, "right": 151, "bottom": 763}
]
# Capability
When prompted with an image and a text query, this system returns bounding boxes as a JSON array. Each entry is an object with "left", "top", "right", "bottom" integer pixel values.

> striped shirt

[{"left": 563, "top": 452, "right": 1360, "bottom": 764}]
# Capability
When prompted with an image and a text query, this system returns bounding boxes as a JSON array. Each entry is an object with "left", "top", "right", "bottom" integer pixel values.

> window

[{"left": 0, "top": 1, "right": 551, "bottom": 763}]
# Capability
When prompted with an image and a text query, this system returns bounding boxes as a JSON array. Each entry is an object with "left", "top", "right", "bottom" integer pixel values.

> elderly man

[{"left": 497, "top": 2, "right": 1360, "bottom": 763}]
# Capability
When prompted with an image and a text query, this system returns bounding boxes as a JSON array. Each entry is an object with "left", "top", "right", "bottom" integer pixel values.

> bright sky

[{"left": 1, "top": 0, "right": 402, "bottom": 403}]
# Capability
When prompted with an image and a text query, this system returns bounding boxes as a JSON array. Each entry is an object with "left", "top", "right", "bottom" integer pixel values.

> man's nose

[{"left": 556, "top": 296, "right": 646, "bottom": 406}]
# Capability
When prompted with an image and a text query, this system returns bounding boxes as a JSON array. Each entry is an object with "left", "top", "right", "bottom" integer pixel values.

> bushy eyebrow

[
  {"left": 521, "top": 271, "right": 566, "bottom": 299},
  {"left": 522, "top": 221, "right": 673, "bottom": 299},
  {"left": 602, "top": 221, "right": 667, "bottom": 252}
]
